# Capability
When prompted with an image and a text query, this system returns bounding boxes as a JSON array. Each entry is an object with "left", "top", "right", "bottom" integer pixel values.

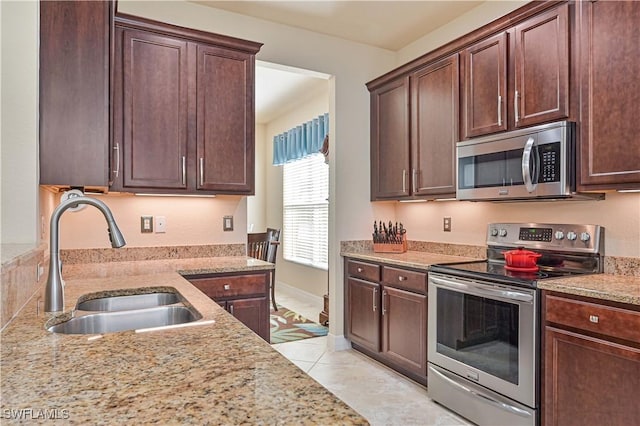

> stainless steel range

[{"left": 427, "top": 223, "right": 604, "bottom": 426}]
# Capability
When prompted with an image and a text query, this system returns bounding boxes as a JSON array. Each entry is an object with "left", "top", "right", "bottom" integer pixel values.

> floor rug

[{"left": 270, "top": 304, "right": 328, "bottom": 344}]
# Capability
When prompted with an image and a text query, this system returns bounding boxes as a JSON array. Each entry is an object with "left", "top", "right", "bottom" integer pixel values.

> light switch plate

[
  {"left": 141, "top": 216, "right": 153, "bottom": 233},
  {"left": 223, "top": 215, "right": 234, "bottom": 231}
]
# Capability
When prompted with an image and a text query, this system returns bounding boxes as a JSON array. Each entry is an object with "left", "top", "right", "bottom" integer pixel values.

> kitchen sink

[
  {"left": 76, "top": 292, "right": 181, "bottom": 312},
  {"left": 47, "top": 305, "right": 202, "bottom": 335}
]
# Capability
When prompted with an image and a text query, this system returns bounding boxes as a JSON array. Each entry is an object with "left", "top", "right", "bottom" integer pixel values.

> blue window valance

[{"left": 272, "top": 113, "right": 329, "bottom": 166}]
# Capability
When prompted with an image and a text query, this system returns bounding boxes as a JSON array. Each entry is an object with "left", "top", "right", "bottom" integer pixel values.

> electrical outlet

[
  {"left": 443, "top": 217, "right": 452, "bottom": 232},
  {"left": 155, "top": 216, "right": 167, "bottom": 233},
  {"left": 141, "top": 216, "right": 153, "bottom": 233},
  {"left": 223, "top": 215, "right": 234, "bottom": 231}
]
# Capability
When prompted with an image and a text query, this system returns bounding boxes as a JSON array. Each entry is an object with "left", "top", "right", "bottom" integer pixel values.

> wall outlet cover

[
  {"left": 141, "top": 216, "right": 153, "bottom": 233},
  {"left": 443, "top": 217, "right": 452, "bottom": 232},
  {"left": 223, "top": 215, "right": 234, "bottom": 231},
  {"left": 155, "top": 216, "right": 167, "bottom": 233}
]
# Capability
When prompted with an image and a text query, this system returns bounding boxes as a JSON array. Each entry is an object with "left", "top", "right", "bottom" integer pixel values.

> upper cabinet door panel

[
  {"left": 411, "top": 54, "right": 459, "bottom": 196},
  {"left": 370, "top": 77, "right": 411, "bottom": 199},
  {"left": 514, "top": 4, "right": 569, "bottom": 128},
  {"left": 579, "top": 0, "right": 640, "bottom": 189},
  {"left": 463, "top": 32, "right": 508, "bottom": 138},
  {"left": 196, "top": 44, "right": 254, "bottom": 193},
  {"left": 39, "top": 0, "right": 112, "bottom": 187},
  {"left": 121, "top": 30, "right": 189, "bottom": 189}
]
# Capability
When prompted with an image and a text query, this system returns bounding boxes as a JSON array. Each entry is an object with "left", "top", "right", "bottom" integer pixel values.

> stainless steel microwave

[{"left": 456, "top": 121, "right": 602, "bottom": 201}]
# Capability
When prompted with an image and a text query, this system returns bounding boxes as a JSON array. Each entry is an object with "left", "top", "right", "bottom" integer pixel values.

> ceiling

[{"left": 195, "top": 1, "right": 485, "bottom": 124}]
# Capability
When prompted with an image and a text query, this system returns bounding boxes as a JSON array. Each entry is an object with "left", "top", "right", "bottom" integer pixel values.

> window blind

[{"left": 282, "top": 153, "right": 328, "bottom": 270}]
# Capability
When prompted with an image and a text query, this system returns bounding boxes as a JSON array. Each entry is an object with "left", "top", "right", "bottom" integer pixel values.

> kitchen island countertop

[{"left": 0, "top": 259, "right": 367, "bottom": 424}]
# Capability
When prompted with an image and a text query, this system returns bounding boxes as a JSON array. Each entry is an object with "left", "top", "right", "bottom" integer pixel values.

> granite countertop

[
  {"left": 538, "top": 274, "right": 640, "bottom": 306},
  {"left": 1, "top": 265, "right": 366, "bottom": 424},
  {"left": 340, "top": 249, "right": 481, "bottom": 271}
]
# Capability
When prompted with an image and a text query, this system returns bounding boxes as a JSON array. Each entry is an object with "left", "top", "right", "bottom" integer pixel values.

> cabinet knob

[
  {"left": 398, "top": 276, "right": 406, "bottom": 282},
  {"left": 357, "top": 267, "right": 363, "bottom": 273},
  {"left": 589, "top": 315, "right": 599, "bottom": 324},
  {"left": 223, "top": 284, "right": 230, "bottom": 291}
]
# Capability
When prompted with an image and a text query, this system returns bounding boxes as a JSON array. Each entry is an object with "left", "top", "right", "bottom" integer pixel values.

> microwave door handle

[{"left": 522, "top": 137, "right": 537, "bottom": 193}]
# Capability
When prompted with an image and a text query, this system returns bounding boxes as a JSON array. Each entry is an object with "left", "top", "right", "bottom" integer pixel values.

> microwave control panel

[{"left": 539, "top": 142, "right": 561, "bottom": 183}]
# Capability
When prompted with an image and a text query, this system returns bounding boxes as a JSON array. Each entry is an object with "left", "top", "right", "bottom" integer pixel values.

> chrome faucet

[{"left": 45, "top": 196, "right": 126, "bottom": 312}]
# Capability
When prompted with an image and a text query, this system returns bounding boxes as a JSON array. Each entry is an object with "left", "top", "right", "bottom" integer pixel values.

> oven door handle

[
  {"left": 428, "top": 365, "right": 533, "bottom": 419},
  {"left": 430, "top": 275, "right": 534, "bottom": 303}
]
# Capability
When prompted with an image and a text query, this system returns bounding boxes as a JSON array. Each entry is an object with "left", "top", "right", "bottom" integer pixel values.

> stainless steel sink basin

[
  {"left": 47, "top": 306, "right": 202, "bottom": 334},
  {"left": 76, "top": 292, "right": 181, "bottom": 312}
]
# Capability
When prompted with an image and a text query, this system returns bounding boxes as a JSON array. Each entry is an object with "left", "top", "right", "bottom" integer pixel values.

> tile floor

[{"left": 271, "top": 287, "right": 473, "bottom": 426}]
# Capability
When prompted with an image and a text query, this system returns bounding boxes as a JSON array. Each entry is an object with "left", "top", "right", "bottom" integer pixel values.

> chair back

[{"left": 247, "top": 228, "right": 280, "bottom": 263}]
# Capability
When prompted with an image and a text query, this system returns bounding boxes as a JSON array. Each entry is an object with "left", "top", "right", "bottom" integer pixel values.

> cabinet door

[
  {"left": 544, "top": 326, "right": 640, "bottom": 425},
  {"left": 119, "top": 29, "right": 189, "bottom": 190},
  {"left": 39, "top": 0, "right": 112, "bottom": 187},
  {"left": 411, "top": 54, "right": 459, "bottom": 197},
  {"left": 462, "top": 33, "right": 508, "bottom": 138},
  {"left": 229, "top": 297, "right": 269, "bottom": 342},
  {"left": 514, "top": 4, "right": 569, "bottom": 128},
  {"left": 347, "top": 278, "right": 381, "bottom": 352},
  {"left": 196, "top": 44, "right": 255, "bottom": 193},
  {"left": 578, "top": 1, "right": 640, "bottom": 190},
  {"left": 381, "top": 286, "right": 427, "bottom": 377},
  {"left": 370, "top": 77, "right": 411, "bottom": 200}
]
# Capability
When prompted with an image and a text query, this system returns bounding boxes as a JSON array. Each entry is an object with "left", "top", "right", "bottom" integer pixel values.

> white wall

[
  {"left": 1, "top": 0, "right": 39, "bottom": 245},
  {"left": 247, "top": 124, "right": 267, "bottom": 233}
]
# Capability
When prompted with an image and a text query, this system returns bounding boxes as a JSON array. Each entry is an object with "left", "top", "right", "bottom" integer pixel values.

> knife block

[{"left": 373, "top": 234, "right": 407, "bottom": 253}]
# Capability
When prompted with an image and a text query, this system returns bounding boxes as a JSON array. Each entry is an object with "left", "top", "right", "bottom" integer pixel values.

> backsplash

[
  {"left": 1, "top": 245, "right": 45, "bottom": 330},
  {"left": 60, "top": 244, "right": 245, "bottom": 264}
]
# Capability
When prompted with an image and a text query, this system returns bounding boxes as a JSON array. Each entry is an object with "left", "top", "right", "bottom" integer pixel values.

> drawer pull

[
  {"left": 223, "top": 284, "right": 230, "bottom": 291},
  {"left": 589, "top": 315, "right": 599, "bottom": 324},
  {"left": 398, "top": 276, "right": 406, "bottom": 282},
  {"left": 357, "top": 267, "right": 363, "bottom": 273}
]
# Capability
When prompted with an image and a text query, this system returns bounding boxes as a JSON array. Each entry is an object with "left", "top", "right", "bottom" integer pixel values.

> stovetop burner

[{"left": 431, "top": 222, "right": 605, "bottom": 288}]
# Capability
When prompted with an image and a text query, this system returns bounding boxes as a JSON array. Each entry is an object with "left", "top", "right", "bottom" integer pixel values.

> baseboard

[
  {"left": 327, "top": 333, "right": 351, "bottom": 352},
  {"left": 275, "top": 281, "right": 324, "bottom": 307}
]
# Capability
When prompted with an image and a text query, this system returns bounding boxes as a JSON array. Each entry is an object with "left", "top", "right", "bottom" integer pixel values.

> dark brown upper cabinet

[
  {"left": 369, "top": 77, "right": 411, "bottom": 199},
  {"left": 39, "top": 1, "right": 113, "bottom": 188},
  {"left": 462, "top": 4, "right": 569, "bottom": 139},
  {"left": 411, "top": 54, "right": 459, "bottom": 198},
  {"left": 513, "top": 4, "right": 569, "bottom": 129},
  {"left": 111, "top": 14, "right": 261, "bottom": 195},
  {"left": 577, "top": 0, "right": 640, "bottom": 191},
  {"left": 461, "top": 32, "right": 508, "bottom": 138}
]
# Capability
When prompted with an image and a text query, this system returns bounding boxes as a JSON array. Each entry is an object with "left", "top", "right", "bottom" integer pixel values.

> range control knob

[
  {"left": 490, "top": 228, "right": 499, "bottom": 237},
  {"left": 580, "top": 232, "right": 591, "bottom": 242},
  {"left": 498, "top": 229, "right": 508, "bottom": 237},
  {"left": 567, "top": 231, "right": 577, "bottom": 241},
  {"left": 554, "top": 231, "right": 565, "bottom": 240}
]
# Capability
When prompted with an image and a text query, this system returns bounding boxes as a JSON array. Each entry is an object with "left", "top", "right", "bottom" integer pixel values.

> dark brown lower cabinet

[
  {"left": 543, "top": 291, "right": 640, "bottom": 426},
  {"left": 345, "top": 258, "right": 428, "bottom": 385},
  {"left": 186, "top": 271, "right": 270, "bottom": 341}
]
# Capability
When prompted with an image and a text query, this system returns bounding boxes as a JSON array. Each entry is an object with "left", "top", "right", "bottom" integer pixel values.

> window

[{"left": 282, "top": 153, "right": 328, "bottom": 270}]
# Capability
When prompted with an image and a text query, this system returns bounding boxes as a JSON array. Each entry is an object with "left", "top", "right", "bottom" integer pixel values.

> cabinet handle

[
  {"left": 181, "top": 156, "right": 186, "bottom": 186},
  {"left": 382, "top": 290, "right": 387, "bottom": 316},
  {"left": 497, "top": 95, "right": 502, "bottom": 126},
  {"left": 589, "top": 315, "right": 599, "bottom": 324},
  {"left": 113, "top": 143, "right": 120, "bottom": 178},
  {"left": 230, "top": 303, "right": 234, "bottom": 315},
  {"left": 357, "top": 267, "right": 363, "bottom": 273},
  {"left": 514, "top": 90, "right": 520, "bottom": 124},
  {"left": 398, "top": 276, "right": 406, "bottom": 282},
  {"left": 402, "top": 169, "right": 407, "bottom": 193},
  {"left": 373, "top": 288, "right": 377, "bottom": 312},
  {"left": 412, "top": 169, "right": 418, "bottom": 192},
  {"left": 223, "top": 284, "right": 230, "bottom": 291},
  {"left": 199, "top": 157, "right": 204, "bottom": 186}
]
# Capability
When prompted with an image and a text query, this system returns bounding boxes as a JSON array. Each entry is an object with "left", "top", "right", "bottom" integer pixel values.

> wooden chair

[{"left": 247, "top": 228, "right": 281, "bottom": 311}]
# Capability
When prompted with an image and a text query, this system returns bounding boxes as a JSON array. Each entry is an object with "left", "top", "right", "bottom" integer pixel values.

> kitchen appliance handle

[
  {"left": 522, "top": 137, "right": 538, "bottom": 193},
  {"left": 430, "top": 275, "right": 534, "bottom": 303},
  {"left": 428, "top": 365, "right": 532, "bottom": 419}
]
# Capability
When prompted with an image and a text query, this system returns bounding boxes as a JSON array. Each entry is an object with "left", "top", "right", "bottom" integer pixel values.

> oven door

[{"left": 428, "top": 272, "right": 537, "bottom": 408}]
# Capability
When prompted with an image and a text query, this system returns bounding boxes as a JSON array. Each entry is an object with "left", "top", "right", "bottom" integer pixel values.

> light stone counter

[
  {"left": 340, "top": 249, "right": 480, "bottom": 271},
  {"left": 538, "top": 274, "right": 640, "bottom": 306},
  {"left": 0, "top": 264, "right": 366, "bottom": 424}
]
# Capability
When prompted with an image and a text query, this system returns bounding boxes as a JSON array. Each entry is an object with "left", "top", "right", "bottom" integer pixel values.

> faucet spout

[{"left": 45, "top": 196, "right": 126, "bottom": 312}]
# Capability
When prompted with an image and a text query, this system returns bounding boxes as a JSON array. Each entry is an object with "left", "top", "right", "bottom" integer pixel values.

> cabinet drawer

[
  {"left": 347, "top": 260, "right": 380, "bottom": 282},
  {"left": 545, "top": 294, "right": 640, "bottom": 343},
  {"left": 382, "top": 267, "right": 426, "bottom": 294},
  {"left": 189, "top": 274, "right": 268, "bottom": 300}
]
